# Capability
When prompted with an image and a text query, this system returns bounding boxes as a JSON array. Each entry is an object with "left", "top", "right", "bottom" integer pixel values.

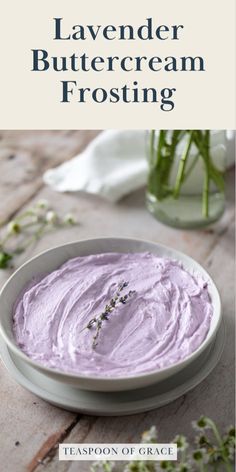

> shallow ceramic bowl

[{"left": 0, "top": 238, "right": 221, "bottom": 392}]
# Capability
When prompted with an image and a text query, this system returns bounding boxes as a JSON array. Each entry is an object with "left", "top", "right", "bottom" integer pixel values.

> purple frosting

[{"left": 13, "top": 252, "right": 213, "bottom": 377}]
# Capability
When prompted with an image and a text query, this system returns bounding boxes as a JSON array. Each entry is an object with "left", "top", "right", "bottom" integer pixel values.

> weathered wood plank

[
  {"left": 0, "top": 130, "right": 100, "bottom": 225},
  {"left": 0, "top": 133, "right": 234, "bottom": 472},
  {"left": 0, "top": 364, "right": 77, "bottom": 472}
]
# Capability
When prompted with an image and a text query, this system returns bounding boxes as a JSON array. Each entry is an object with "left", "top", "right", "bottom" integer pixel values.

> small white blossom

[
  {"left": 142, "top": 426, "right": 158, "bottom": 443},
  {"left": 31, "top": 215, "right": 39, "bottom": 224},
  {"left": 176, "top": 464, "right": 190, "bottom": 472},
  {"left": 173, "top": 435, "right": 189, "bottom": 452},
  {"left": 7, "top": 221, "right": 21, "bottom": 234},
  {"left": 36, "top": 199, "right": 48, "bottom": 209},
  {"left": 192, "top": 417, "right": 211, "bottom": 432},
  {"left": 228, "top": 445, "right": 235, "bottom": 461},
  {"left": 192, "top": 448, "right": 209, "bottom": 464},
  {"left": 46, "top": 210, "right": 57, "bottom": 224},
  {"left": 64, "top": 213, "right": 76, "bottom": 225},
  {"left": 91, "top": 461, "right": 115, "bottom": 472}
]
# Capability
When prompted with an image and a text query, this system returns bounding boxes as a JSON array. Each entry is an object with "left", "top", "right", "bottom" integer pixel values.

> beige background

[{"left": 0, "top": 0, "right": 235, "bottom": 129}]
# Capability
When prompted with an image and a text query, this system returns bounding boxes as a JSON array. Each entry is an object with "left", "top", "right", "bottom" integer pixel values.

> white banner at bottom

[{"left": 59, "top": 443, "right": 177, "bottom": 461}]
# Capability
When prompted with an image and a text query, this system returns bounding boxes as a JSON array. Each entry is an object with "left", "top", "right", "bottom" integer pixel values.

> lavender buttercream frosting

[{"left": 13, "top": 252, "right": 213, "bottom": 377}]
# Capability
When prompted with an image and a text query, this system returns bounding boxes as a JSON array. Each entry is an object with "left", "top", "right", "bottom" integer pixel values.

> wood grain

[
  {"left": 0, "top": 130, "right": 100, "bottom": 225},
  {"left": 0, "top": 131, "right": 234, "bottom": 472}
]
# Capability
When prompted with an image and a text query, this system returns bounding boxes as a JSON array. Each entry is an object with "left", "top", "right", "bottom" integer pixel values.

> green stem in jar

[
  {"left": 173, "top": 131, "right": 193, "bottom": 198},
  {"left": 147, "top": 130, "right": 166, "bottom": 199},
  {"left": 192, "top": 131, "right": 225, "bottom": 193},
  {"left": 183, "top": 151, "right": 200, "bottom": 181},
  {"left": 148, "top": 131, "right": 185, "bottom": 201},
  {"left": 162, "top": 130, "right": 182, "bottom": 187},
  {"left": 149, "top": 130, "right": 155, "bottom": 167},
  {"left": 202, "top": 130, "right": 210, "bottom": 217}
]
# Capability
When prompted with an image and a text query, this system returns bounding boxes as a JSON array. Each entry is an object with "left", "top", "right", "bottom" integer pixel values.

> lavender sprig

[{"left": 80, "top": 281, "right": 136, "bottom": 349}]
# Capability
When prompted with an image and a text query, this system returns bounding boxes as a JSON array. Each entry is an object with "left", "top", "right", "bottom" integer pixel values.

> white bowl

[{"left": 0, "top": 238, "right": 221, "bottom": 392}]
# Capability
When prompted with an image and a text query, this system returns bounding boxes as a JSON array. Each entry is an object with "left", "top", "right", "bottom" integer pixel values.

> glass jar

[{"left": 146, "top": 130, "right": 226, "bottom": 228}]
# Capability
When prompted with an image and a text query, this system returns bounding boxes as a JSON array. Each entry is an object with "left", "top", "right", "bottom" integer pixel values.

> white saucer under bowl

[{"left": 0, "top": 322, "right": 225, "bottom": 416}]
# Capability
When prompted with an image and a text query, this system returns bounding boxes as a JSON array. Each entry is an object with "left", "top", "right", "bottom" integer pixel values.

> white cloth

[
  {"left": 43, "top": 130, "right": 234, "bottom": 202},
  {"left": 44, "top": 130, "right": 147, "bottom": 202}
]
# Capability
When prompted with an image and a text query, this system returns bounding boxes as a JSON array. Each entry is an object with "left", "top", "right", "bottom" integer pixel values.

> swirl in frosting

[{"left": 13, "top": 252, "right": 213, "bottom": 377}]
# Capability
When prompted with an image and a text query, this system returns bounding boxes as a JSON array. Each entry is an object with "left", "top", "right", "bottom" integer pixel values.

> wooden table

[{"left": 0, "top": 131, "right": 234, "bottom": 472}]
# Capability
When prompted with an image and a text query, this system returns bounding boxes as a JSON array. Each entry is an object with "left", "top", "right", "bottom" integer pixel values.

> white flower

[
  {"left": 176, "top": 464, "right": 190, "bottom": 472},
  {"left": 91, "top": 461, "right": 115, "bottom": 472},
  {"left": 228, "top": 445, "right": 235, "bottom": 461},
  {"left": 192, "top": 417, "right": 211, "bottom": 432},
  {"left": 192, "top": 448, "right": 209, "bottom": 464},
  {"left": 7, "top": 221, "right": 21, "bottom": 234},
  {"left": 46, "top": 210, "right": 57, "bottom": 224},
  {"left": 142, "top": 426, "right": 158, "bottom": 443},
  {"left": 36, "top": 199, "right": 48, "bottom": 209},
  {"left": 31, "top": 215, "right": 39, "bottom": 224},
  {"left": 64, "top": 213, "right": 76, "bottom": 225},
  {"left": 173, "top": 435, "right": 189, "bottom": 452}
]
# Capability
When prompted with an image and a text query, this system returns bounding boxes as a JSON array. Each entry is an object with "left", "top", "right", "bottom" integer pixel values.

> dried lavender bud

[
  {"left": 80, "top": 281, "right": 136, "bottom": 349},
  {"left": 87, "top": 318, "right": 97, "bottom": 329}
]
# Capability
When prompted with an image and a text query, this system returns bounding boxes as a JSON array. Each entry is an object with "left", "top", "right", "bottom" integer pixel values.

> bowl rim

[{"left": 0, "top": 236, "right": 222, "bottom": 383}]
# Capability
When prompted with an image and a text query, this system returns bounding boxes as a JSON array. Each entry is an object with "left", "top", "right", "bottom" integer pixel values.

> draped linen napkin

[{"left": 43, "top": 130, "right": 234, "bottom": 202}]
